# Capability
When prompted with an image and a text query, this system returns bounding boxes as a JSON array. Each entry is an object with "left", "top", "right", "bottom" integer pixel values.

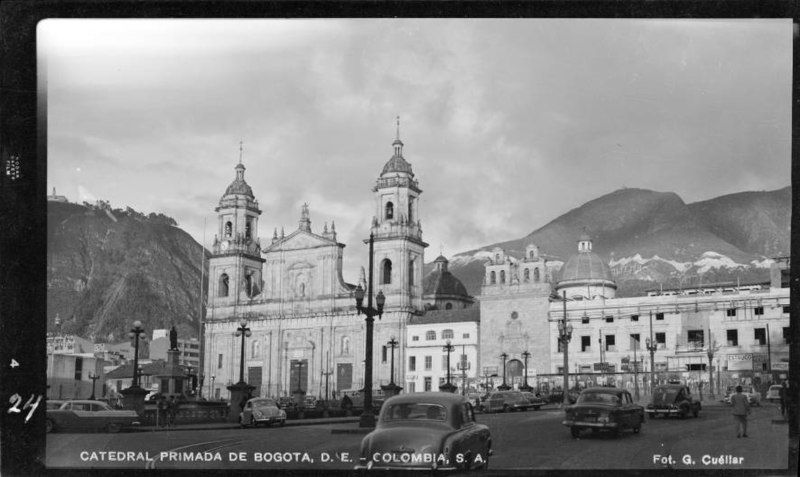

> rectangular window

[
  {"left": 605, "top": 335, "right": 615, "bottom": 351},
  {"left": 409, "top": 356, "right": 416, "bottom": 371},
  {"left": 631, "top": 314, "right": 639, "bottom": 322},
  {"left": 407, "top": 382, "right": 416, "bottom": 393},
  {"left": 754, "top": 306, "right": 764, "bottom": 316},
  {"left": 424, "top": 356, "right": 432, "bottom": 371},
  {"left": 783, "top": 306, "right": 790, "bottom": 314},
  {"left": 582, "top": 316, "right": 590, "bottom": 324},
  {"left": 727, "top": 329, "right": 738, "bottom": 346},
  {"left": 605, "top": 316, "right": 614, "bottom": 323},
  {"left": 412, "top": 335, "right": 419, "bottom": 341},
  {"left": 754, "top": 328, "right": 766, "bottom": 346},
  {"left": 74, "top": 357, "right": 83, "bottom": 381},
  {"left": 424, "top": 377, "right": 432, "bottom": 392},
  {"left": 726, "top": 308, "right": 737, "bottom": 317},
  {"left": 687, "top": 329, "right": 704, "bottom": 347},
  {"left": 581, "top": 336, "right": 591, "bottom": 352},
  {"left": 630, "top": 333, "right": 640, "bottom": 350},
  {"left": 218, "top": 354, "right": 223, "bottom": 369},
  {"left": 655, "top": 332, "right": 666, "bottom": 345},
  {"left": 382, "top": 346, "right": 387, "bottom": 363},
  {"left": 783, "top": 327, "right": 791, "bottom": 344},
  {"left": 462, "top": 333, "right": 470, "bottom": 339},
  {"left": 656, "top": 313, "right": 664, "bottom": 320}
]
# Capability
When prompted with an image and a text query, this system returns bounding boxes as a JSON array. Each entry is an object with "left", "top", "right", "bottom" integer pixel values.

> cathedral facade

[{"left": 203, "top": 133, "right": 426, "bottom": 400}]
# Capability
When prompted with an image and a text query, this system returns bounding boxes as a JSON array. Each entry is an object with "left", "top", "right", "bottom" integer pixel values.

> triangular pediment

[{"left": 265, "top": 229, "right": 337, "bottom": 252}]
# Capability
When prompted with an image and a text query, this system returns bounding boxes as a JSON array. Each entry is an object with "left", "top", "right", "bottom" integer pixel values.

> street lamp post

[
  {"left": 707, "top": 338, "right": 716, "bottom": 399},
  {"left": 211, "top": 375, "right": 216, "bottom": 399},
  {"left": 354, "top": 232, "right": 386, "bottom": 428},
  {"left": 646, "top": 311, "right": 658, "bottom": 396},
  {"left": 498, "top": 353, "right": 510, "bottom": 390},
  {"left": 387, "top": 337, "right": 399, "bottom": 385},
  {"left": 322, "top": 369, "right": 332, "bottom": 401},
  {"left": 558, "top": 290, "right": 573, "bottom": 406},
  {"left": 129, "top": 321, "right": 146, "bottom": 388},
  {"left": 88, "top": 372, "right": 100, "bottom": 400},
  {"left": 440, "top": 340, "right": 457, "bottom": 393},
  {"left": 227, "top": 320, "right": 255, "bottom": 423},
  {"left": 633, "top": 338, "right": 640, "bottom": 401},
  {"left": 119, "top": 320, "right": 148, "bottom": 413},
  {"left": 458, "top": 345, "right": 469, "bottom": 396},
  {"left": 520, "top": 351, "right": 532, "bottom": 392},
  {"left": 235, "top": 320, "right": 252, "bottom": 384}
]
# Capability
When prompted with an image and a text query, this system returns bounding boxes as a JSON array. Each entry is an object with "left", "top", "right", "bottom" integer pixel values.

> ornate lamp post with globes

[
  {"left": 120, "top": 320, "right": 148, "bottom": 414},
  {"left": 498, "top": 352, "right": 510, "bottom": 390},
  {"left": 520, "top": 351, "right": 533, "bottom": 392},
  {"left": 381, "top": 336, "right": 403, "bottom": 397},
  {"left": 227, "top": 319, "right": 255, "bottom": 423},
  {"left": 353, "top": 232, "right": 386, "bottom": 428},
  {"left": 440, "top": 340, "right": 457, "bottom": 393}
]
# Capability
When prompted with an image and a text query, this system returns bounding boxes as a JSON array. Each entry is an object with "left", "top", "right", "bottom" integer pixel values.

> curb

[{"left": 132, "top": 416, "right": 360, "bottom": 432}]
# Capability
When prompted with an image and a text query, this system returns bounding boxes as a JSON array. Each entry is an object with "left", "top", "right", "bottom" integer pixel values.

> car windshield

[
  {"left": 252, "top": 399, "right": 276, "bottom": 408},
  {"left": 652, "top": 388, "right": 680, "bottom": 404},
  {"left": 383, "top": 403, "right": 447, "bottom": 421},
  {"left": 577, "top": 392, "right": 621, "bottom": 405}
]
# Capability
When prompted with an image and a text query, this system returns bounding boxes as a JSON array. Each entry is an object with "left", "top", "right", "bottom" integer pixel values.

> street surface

[{"left": 46, "top": 401, "right": 789, "bottom": 471}]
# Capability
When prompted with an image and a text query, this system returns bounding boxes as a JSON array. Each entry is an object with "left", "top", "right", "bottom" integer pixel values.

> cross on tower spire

[
  {"left": 239, "top": 140, "right": 243, "bottom": 164},
  {"left": 396, "top": 115, "right": 400, "bottom": 141}
]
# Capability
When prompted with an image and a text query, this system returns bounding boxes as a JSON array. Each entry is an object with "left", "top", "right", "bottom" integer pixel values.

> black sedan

[
  {"left": 563, "top": 387, "right": 644, "bottom": 438},
  {"left": 357, "top": 392, "right": 492, "bottom": 471},
  {"left": 646, "top": 384, "right": 701, "bottom": 419}
]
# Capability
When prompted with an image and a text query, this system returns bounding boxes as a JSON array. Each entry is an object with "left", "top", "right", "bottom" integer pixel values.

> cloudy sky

[{"left": 40, "top": 19, "right": 792, "bottom": 282}]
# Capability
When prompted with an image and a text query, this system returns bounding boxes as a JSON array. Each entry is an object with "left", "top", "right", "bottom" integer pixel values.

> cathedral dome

[
  {"left": 423, "top": 268, "right": 469, "bottom": 299},
  {"left": 223, "top": 163, "right": 254, "bottom": 198},
  {"left": 559, "top": 251, "right": 614, "bottom": 283}
]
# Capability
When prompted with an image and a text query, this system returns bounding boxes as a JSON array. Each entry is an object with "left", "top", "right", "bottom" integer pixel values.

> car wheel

[
  {"left": 250, "top": 416, "right": 257, "bottom": 428},
  {"left": 692, "top": 408, "right": 699, "bottom": 418},
  {"left": 240, "top": 415, "right": 248, "bottom": 428},
  {"left": 279, "top": 419, "right": 285, "bottom": 427},
  {"left": 503, "top": 404, "right": 510, "bottom": 413},
  {"left": 46, "top": 419, "right": 54, "bottom": 433},
  {"left": 570, "top": 427, "right": 580, "bottom": 438},
  {"left": 462, "top": 451, "right": 472, "bottom": 471},
  {"left": 106, "top": 422, "right": 122, "bottom": 433},
  {"left": 633, "top": 425, "right": 641, "bottom": 434},
  {"left": 679, "top": 405, "right": 689, "bottom": 419}
]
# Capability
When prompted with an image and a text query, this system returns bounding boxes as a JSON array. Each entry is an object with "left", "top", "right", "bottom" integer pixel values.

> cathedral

[{"left": 203, "top": 129, "right": 427, "bottom": 400}]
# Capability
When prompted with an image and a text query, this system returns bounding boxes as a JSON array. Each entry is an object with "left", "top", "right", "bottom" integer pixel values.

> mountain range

[{"left": 46, "top": 186, "right": 790, "bottom": 343}]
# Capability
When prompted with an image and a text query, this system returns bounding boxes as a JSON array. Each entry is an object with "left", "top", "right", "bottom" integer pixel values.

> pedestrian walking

[
  {"left": 156, "top": 395, "right": 167, "bottom": 428},
  {"left": 167, "top": 395, "right": 178, "bottom": 428},
  {"left": 779, "top": 381, "right": 788, "bottom": 416},
  {"left": 730, "top": 385, "right": 750, "bottom": 438}
]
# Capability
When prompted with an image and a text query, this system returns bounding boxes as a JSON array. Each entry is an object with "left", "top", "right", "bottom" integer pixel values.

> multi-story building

[
  {"left": 149, "top": 329, "right": 201, "bottom": 369},
  {"left": 46, "top": 333, "right": 108, "bottom": 399}
]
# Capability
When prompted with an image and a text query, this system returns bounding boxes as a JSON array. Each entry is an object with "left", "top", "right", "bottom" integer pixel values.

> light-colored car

[
  {"left": 766, "top": 385, "right": 783, "bottom": 402},
  {"left": 356, "top": 392, "right": 492, "bottom": 471},
  {"left": 240, "top": 398, "right": 286, "bottom": 428},
  {"left": 46, "top": 400, "right": 140, "bottom": 433}
]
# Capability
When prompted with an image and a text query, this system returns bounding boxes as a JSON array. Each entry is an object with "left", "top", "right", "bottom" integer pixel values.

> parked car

[
  {"left": 484, "top": 390, "right": 531, "bottom": 413},
  {"left": 521, "top": 392, "right": 545, "bottom": 410},
  {"left": 646, "top": 384, "right": 701, "bottom": 419},
  {"left": 546, "top": 389, "right": 579, "bottom": 405},
  {"left": 563, "top": 387, "right": 644, "bottom": 438},
  {"left": 46, "top": 399, "right": 66, "bottom": 410},
  {"left": 240, "top": 397, "right": 286, "bottom": 428},
  {"left": 766, "top": 385, "right": 783, "bottom": 403},
  {"left": 46, "top": 400, "right": 140, "bottom": 433},
  {"left": 356, "top": 392, "right": 491, "bottom": 471}
]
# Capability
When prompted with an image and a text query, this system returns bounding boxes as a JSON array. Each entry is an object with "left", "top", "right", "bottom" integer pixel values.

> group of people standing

[{"left": 156, "top": 394, "right": 179, "bottom": 428}]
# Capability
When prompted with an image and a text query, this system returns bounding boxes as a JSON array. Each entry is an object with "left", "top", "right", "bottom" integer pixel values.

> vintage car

[
  {"left": 563, "top": 387, "right": 644, "bottom": 438},
  {"left": 723, "top": 386, "right": 761, "bottom": 407},
  {"left": 521, "top": 392, "right": 545, "bottom": 410},
  {"left": 483, "top": 390, "right": 531, "bottom": 413},
  {"left": 646, "top": 384, "right": 701, "bottom": 419},
  {"left": 46, "top": 399, "right": 140, "bottom": 433},
  {"left": 46, "top": 399, "right": 66, "bottom": 410},
  {"left": 766, "top": 384, "right": 784, "bottom": 403},
  {"left": 240, "top": 397, "right": 286, "bottom": 427}
]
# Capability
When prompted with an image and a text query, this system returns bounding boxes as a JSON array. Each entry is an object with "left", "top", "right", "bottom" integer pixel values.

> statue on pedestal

[{"left": 170, "top": 326, "right": 178, "bottom": 351}]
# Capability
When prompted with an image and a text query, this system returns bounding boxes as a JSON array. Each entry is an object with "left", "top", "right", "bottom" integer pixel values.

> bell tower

[
  {"left": 208, "top": 145, "right": 265, "bottom": 309},
  {"left": 368, "top": 118, "right": 427, "bottom": 311}
]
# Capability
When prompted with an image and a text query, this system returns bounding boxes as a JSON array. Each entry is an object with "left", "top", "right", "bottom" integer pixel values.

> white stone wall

[{"left": 405, "top": 321, "right": 479, "bottom": 392}]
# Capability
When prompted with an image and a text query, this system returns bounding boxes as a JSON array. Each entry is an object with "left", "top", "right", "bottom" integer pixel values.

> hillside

[
  {"left": 439, "top": 187, "right": 790, "bottom": 297},
  {"left": 47, "top": 201, "right": 207, "bottom": 343}
]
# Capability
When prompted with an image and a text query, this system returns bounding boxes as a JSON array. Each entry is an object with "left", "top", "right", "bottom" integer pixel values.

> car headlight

[
  {"left": 254, "top": 411, "right": 263, "bottom": 418},
  {"left": 598, "top": 412, "right": 610, "bottom": 423}
]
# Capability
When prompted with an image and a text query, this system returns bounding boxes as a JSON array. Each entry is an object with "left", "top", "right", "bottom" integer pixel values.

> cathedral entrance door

[
  {"left": 337, "top": 363, "right": 352, "bottom": 391},
  {"left": 290, "top": 359, "right": 308, "bottom": 393},
  {"left": 507, "top": 359, "right": 524, "bottom": 388},
  {"left": 248, "top": 367, "right": 262, "bottom": 397}
]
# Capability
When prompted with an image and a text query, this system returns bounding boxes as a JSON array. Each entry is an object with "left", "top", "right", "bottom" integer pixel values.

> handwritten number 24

[{"left": 8, "top": 393, "right": 42, "bottom": 422}]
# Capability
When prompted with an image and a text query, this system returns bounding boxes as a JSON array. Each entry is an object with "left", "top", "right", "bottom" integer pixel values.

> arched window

[
  {"left": 445, "top": 302, "right": 453, "bottom": 310},
  {"left": 408, "top": 259, "right": 414, "bottom": 286},
  {"left": 442, "top": 329, "right": 454, "bottom": 339},
  {"left": 495, "top": 253, "right": 500, "bottom": 262},
  {"left": 408, "top": 198, "right": 413, "bottom": 222},
  {"left": 490, "top": 271, "right": 496, "bottom": 284},
  {"left": 299, "top": 283, "right": 305, "bottom": 297},
  {"left": 523, "top": 268, "right": 530, "bottom": 282},
  {"left": 245, "top": 273, "right": 254, "bottom": 296},
  {"left": 341, "top": 336, "right": 350, "bottom": 355},
  {"left": 500, "top": 270, "right": 506, "bottom": 284},
  {"left": 529, "top": 250, "right": 534, "bottom": 259},
  {"left": 251, "top": 339, "right": 260, "bottom": 358},
  {"left": 218, "top": 274, "right": 229, "bottom": 297},
  {"left": 425, "top": 330, "right": 436, "bottom": 341},
  {"left": 534, "top": 268, "right": 540, "bottom": 282},
  {"left": 224, "top": 221, "right": 232, "bottom": 237},
  {"left": 385, "top": 202, "right": 394, "bottom": 220},
  {"left": 382, "top": 259, "right": 392, "bottom": 285},
  {"left": 245, "top": 220, "right": 252, "bottom": 240}
]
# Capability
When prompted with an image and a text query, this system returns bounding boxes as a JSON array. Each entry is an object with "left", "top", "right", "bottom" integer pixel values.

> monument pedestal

[
  {"left": 227, "top": 382, "right": 256, "bottom": 423},
  {"left": 120, "top": 386, "right": 148, "bottom": 416}
]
